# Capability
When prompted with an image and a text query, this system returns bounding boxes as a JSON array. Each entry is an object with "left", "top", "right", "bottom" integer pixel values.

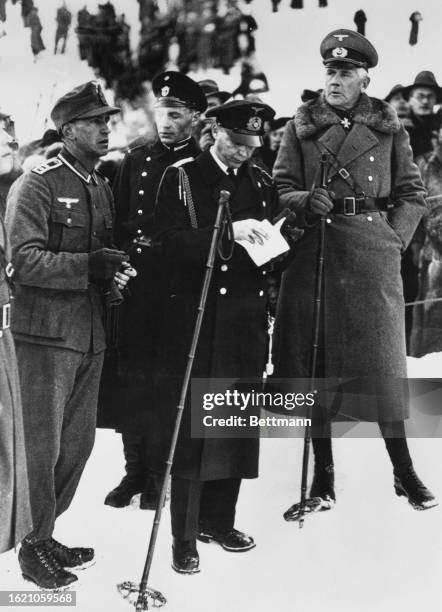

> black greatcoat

[
  {"left": 97, "top": 138, "right": 199, "bottom": 431},
  {"left": 152, "top": 151, "right": 279, "bottom": 480}
]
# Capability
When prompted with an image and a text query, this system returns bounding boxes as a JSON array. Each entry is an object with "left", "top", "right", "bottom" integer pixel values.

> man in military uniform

[
  {"left": 154, "top": 100, "right": 277, "bottom": 574},
  {"left": 103, "top": 72, "right": 206, "bottom": 510},
  {"left": 6, "top": 81, "right": 132, "bottom": 589},
  {"left": 273, "top": 30, "right": 436, "bottom": 512}
]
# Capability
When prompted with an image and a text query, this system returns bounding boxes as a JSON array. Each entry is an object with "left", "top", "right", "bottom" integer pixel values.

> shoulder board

[
  {"left": 251, "top": 164, "right": 273, "bottom": 186},
  {"left": 32, "top": 157, "right": 63, "bottom": 175},
  {"left": 171, "top": 157, "right": 195, "bottom": 168}
]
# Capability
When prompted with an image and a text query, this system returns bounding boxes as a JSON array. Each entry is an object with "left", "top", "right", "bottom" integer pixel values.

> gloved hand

[
  {"left": 307, "top": 187, "right": 334, "bottom": 215},
  {"left": 274, "top": 208, "right": 304, "bottom": 246},
  {"left": 88, "top": 248, "right": 128, "bottom": 280}
]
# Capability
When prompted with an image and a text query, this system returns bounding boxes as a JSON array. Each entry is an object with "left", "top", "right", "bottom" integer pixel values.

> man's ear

[
  {"left": 211, "top": 122, "right": 219, "bottom": 139},
  {"left": 192, "top": 111, "right": 201, "bottom": 126},
  {"left": 61, "top": 123, "right": 74, "bottom": 141},
  {"left": 362, "top": 75, "right": 371, "bottom": 92}
]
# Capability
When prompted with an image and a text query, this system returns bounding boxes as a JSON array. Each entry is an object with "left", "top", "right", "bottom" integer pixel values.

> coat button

[
  {"left": 66, "top": 203, "right": 71, "bottom": 209},
  {"left": 139, "top": 190, "right": 144, "bottom": 195},
  {"left": 136, "top": 247, "right": 142, "bottom": 254},
  {"left": 146, "top": 156, "right": 151, "bottom": 162},
  {"left": 220, "top": 287, "right": 227, "bottom": 295},
  {"left": 221, "top": 264, "right": 228, "bottom": 271},
  {"left": 262, "top": 201, "right": 266, "bottom": 207},
  {"left": 137, "top": 209, "right": 143, "bottom": 215},
  {"left": 67, "top": 218, "right": 72, "bottom": 224},
  {"left": 259, "top": 290, "right": 264, "bottom": 297},
  {"left": 141, "top": 171, "right": 147, "bottom": 177},
  {"left": 369, "top": 156, "right": 374, "bottom": 162},
  {"left": 93, "top": 231, "right": 97, "bottom": 236},
  {"left": 137, "top": 229, "right": 142, "bottom": 234},
  {"left": 326, "top": 218, "right": 332, "bottom": 224},
  {"left": 368, "top": 176, "right": 373, "bottom": 181},
  {"left": 367, "top": 215, "right": 373, "bottom": 222},
  {"left": 262, "top": 270, "right": 266, "bottom": 275}
]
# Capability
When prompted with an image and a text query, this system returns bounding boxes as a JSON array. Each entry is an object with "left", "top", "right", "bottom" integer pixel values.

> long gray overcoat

[
  {"left": 272, "top": 93, "right": 427, "bottom": 422},
  {"left": 0, "top": 216, "right": 32, "bottom": 552}
]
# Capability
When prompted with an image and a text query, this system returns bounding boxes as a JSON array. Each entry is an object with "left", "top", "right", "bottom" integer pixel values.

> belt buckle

[
  {"left": 343, "top": 196, "right": 356, "bottom": 216},
  {"left": 2, "top": 303, "right": 10, "bottom": 330}
]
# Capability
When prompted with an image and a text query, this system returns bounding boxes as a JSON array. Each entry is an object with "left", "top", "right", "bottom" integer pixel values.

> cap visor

[
  {"left": 323, "top": 58, "right": 366, "bottom": 68},
  {"left": 226, "top": 129, "right": 262, "bottom": 147}
]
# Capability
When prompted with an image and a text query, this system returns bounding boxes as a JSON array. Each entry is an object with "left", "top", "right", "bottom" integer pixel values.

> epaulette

[
  {"left": 251, "top": 164, "right": 273, "bottom": 187},
  {"left": 32, "top": 157, "right": 63, "bottom": 175}
]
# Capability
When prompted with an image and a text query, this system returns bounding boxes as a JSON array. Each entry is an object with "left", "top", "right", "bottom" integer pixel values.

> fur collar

[{"left": 295, "top": 93, "right": 401, "bottom": 140}]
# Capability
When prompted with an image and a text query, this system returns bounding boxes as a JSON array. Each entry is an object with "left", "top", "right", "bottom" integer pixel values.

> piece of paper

[{"left": 235, "top": 217, "right": 290, "bottom": 267}]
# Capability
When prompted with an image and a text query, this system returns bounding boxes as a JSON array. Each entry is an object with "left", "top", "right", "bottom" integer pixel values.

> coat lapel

[
  {"left": 336, "top": 124, "right": 379, "bottom": 168},
  {"left": 317, "top": 123, "right": 379, "bottom": 180}
]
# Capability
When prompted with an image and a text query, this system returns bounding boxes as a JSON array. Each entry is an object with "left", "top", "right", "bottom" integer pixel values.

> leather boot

[
  {"left": 310, "top": 463, "right": 336, "bottom": 504},
  {"left": 19, "top": 539, "right": 77, "bottom": 589},
  {"left": 172, "top": 538, "right": 200, "bottom": 574},
  {"left": 104, "top": 433, "right": 146, "bottom": 507},
  {"left": 394, "top": 466, "right": 438, "bottom": 510}
]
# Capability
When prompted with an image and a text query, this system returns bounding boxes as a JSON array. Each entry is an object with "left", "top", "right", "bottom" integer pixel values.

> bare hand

[
  {"left": 232, "top": 219, "right": 269, "bottom": 245},
  {"left": 114, "top": 261, "right": 137, "bottom": 290},
  {"left": 308, "top": 187, "right": 334, "bottom": 215}
]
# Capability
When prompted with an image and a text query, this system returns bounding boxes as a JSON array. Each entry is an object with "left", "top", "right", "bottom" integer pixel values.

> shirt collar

[
  {"left": 162, "top": 137, "right": 192, "bottom": 153},
  {"left": 58, "top": 148, "right": 97, "bottom": 185},
  {"left": 209, "top": 146, "right": 237, "bottom": 175}
]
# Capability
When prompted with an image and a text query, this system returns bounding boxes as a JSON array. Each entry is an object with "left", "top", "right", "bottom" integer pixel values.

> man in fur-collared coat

[{"left": 273, "top": 29, "right": 436, "bottom": 512}]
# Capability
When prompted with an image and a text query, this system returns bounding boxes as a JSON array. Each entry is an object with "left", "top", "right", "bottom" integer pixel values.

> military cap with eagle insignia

[
  {"left": 152, "top": 71, "right": 207, "bottom": 112},
  {"left": 206, "top": 100, "right": 275, "bottom": 147},
  {"left": 320, "top": 28, "right": 378, "bottom": 69},
  {"left": 51, "top": 81, "right": 120, "bottom": 130}
]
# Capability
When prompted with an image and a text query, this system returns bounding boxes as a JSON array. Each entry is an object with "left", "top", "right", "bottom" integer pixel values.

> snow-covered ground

[{"left": 0, "top": 356, "right": 441, "bottom": 612}]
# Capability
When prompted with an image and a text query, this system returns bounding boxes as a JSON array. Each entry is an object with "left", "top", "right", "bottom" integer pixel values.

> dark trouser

[
  {"left": 171, "top": 477, "right": 241, "bottom": 541},
  {"left": 312, "top": 421, "right": 412, "bottom": 475},
  {"left": 15, "top": 341, "right": 104, "bottom": 541}
]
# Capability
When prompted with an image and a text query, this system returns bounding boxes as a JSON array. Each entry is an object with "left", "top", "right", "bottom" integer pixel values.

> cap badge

[
  {"left": 161, "top": 86, "right": 170, "bottom": 97},
  {"left": 332, "top": 47, "right": 348, "bottom": 58},
  {"left": 93, "top": 81, "right": 107, "bottom": 105},
  {"left": 333, "top": 34, "right": 349, "bottom": 42},
  {"left": 247, "top": 116, "right": 262, "bottom": 131}
]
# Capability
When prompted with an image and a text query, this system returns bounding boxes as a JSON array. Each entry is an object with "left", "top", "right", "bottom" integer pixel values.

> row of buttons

[
  {"left": 325, "top": 214, "right": 375, "bottom": 225},
  {"left": 134, "top": 156, "right": 152, "bottom": 247},
  {"left": 219, "top": 287, "right": 265, "bottom": 296}
]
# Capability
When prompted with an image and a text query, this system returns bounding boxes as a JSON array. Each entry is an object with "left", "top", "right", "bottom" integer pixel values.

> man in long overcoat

[
  {"left": 154, "top": 100, "right": 277, "bottom": 573},
  {"left": 102, "top": 72, "right": 205, "bottom": 510},
  {"left": 273, "top": 29, "right": 436, "bottom": 512},
  {"left": 0, "top": 214, "right": 32, "bottom": 554}
]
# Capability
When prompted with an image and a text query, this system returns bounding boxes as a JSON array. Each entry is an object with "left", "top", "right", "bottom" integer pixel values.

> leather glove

[
  {"left": 88, "top": 248, "right": 128, "bottom": 280},
  {"left": 274, "top": 208, "right": 304, "bottom": 246},
  {"left": 307, "top": 187, "right": 334, "bottom": 215}
]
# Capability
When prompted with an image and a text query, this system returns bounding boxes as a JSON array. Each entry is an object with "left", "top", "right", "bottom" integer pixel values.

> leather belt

[
  {"left": 331, "top": 197, "right": 389, "bottom": 216},
  {"left": 0, "top": 302, "right": 10, "bottom": 331}
]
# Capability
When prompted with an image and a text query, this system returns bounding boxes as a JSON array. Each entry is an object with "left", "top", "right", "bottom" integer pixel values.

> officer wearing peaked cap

[
  {"left": 152, "top": 99, "right": 285, "bottom": 574},
  {"left": 273, "top": 29, "right": 436, "bottom": 513},
  {"left": 101, "top": 72, "right": 204, "bottom": 511},
  {"left": 6, "top": 81, "right": 135, "bottom": 589}
]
